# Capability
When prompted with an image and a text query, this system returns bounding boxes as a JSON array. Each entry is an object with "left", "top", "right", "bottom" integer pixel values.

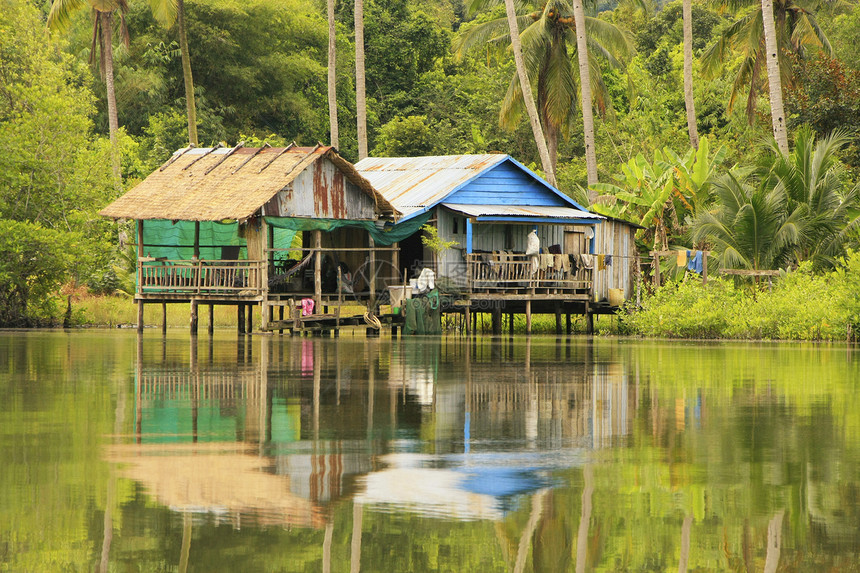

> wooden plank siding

[{"left": 591, "top": 219, "right": 637, "bottom": 302}]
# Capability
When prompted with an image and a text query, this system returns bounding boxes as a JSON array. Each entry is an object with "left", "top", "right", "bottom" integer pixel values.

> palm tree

[
  {"left": 682, "top": 0, "right": 699, "bottom": 149},
  {"left": 48, "top": 0, "right": 129, "bottom": 182},
  {"left": 355, "top": 0, "right": 367, "bottom": 160},
  {"left": 691, "top": 128, "right": 860, "bottom": 270},
  {"left": 572, "top": 0, "right": 598, "bottom": 192},
  {"left": 701, "top": 0, "right": 831, "bottom": 139},
  {"left": 504, "top": 0, "right": 556, "bottom": 185},
  {"left": 456, "top": 0, "right": 633, "bottom": 179},
  {"left": 691, "top": 170, "right": 801, "bottom": 270},
  {"left": 148, "top": 0, "right": 198, "bottom": 146},
  {"left": 328, "top": 0, "right": 339, "bottom": 149},
  {"left": 763, "top": 127, "right": 860, "bottom": 268},
  {"left": 760, "top": 0, "right": 787, "bottom": 154}
]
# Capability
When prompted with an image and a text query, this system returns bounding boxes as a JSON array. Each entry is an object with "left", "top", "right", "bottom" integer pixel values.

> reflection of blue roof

[{"left": 456, "top": 467, "right": 547, "bottom": 499}]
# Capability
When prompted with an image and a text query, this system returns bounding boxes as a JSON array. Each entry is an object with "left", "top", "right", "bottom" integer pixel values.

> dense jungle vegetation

[{"left": 1, "top": 0, "right": 859, "bottom": 336}]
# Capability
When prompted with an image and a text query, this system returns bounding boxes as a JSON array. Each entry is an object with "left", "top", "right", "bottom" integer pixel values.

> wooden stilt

[
  {"left": 190, "top": 300, "right": 198, "bottom": 335},
  {"left": 555, "top": 304, "right": 562, "bottom": 335},
  {"left": 137, "top": 300, "right": 144, "bottom": 333},
  {"left": 491, "top": 307, "right": 502, "bottom": 335},
  {"left": 278, "top": 305, "right": 284, "bottom": 335},
  {"left": 525, "top": 300, "right": 532, "bottom": 335},
  {"left": 509, "top": 312, "right": 514, "bottom": 336},
  {"left": 464, "top": 305, "right": 471, "bottom": 335},
  {"left": 246, "top": 303, "right": 253, "bottom": 333},
  {"left": 208, "top": 304, "right": 214, "bottom": 335},
  {"left": 314, "top": 230, "right": 322, "bottom": 311},
  {"left": 566, "top": 312, "right": 572, "bottom": 335},
  {"left": 238, "top": 304, "right": 246, "bottom": 334},
  {"left": 586, "top": 303, "right": 594, "bottom": 335},
  {"left": 162, "top": 302, "right": 168, "bottom": 334}
]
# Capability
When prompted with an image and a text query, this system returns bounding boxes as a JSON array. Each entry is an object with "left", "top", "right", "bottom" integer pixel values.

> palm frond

[{"left": 47, "top": 0, "right": 88, "bottom": 32}]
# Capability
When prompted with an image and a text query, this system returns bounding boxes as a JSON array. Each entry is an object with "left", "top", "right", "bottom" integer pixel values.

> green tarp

[
  {"left": 140, "top": 211, "right": 432, "bottom": 261},
  {"left": 264, "top": 211, "right": 432, "bottom": 246}
]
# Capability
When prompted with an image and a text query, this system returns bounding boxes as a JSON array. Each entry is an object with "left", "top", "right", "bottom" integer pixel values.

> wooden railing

[
  {"left": 466, "top": 253, "right": 592, "bottom": 293},
  {"left": 138, "top": 259, "right": 263, "bottom": 295}
]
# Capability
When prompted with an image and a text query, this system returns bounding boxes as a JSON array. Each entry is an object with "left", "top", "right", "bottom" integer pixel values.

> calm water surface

[{"left": 2, "top": 330, "right": 860, "bottom": 571}]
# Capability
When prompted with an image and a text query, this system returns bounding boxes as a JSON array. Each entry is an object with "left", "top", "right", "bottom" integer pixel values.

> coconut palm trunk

[
  {"left": 571, "top": 0, "right": 598, "bottom": 196},
  {"left": 761, "top": 0, "right": 789, "bottom": 155},
  {"left": 355, "top": 0, "right": 367, "bottom": 160},
  {"left": 503, "top": 0, "right": 556, "bottom": 186},
  {"left": 683, "top": 0, "right": 699, "bottom": 150},
  {"left": 176, "top": 0, "right": 198, "bottom": 146},
  {"left": 101, "top": 11, "right": 121, "bottom": 183},
  {"left": 328, "top": 0, "right": 339, "bottom": 149}
]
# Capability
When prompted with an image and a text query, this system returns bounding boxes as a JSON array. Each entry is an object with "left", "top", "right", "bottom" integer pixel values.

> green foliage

[
  {"left": 624, "top": 250, "right": 860, "bottom": 340},
  {"left": 420, "top": 223, "right": 459, "bottom": 254},
  {"left": 373, "top": 115, "right": 436, "bottom": 156},
  {"left": 786, "top": 53, "right": 860, "bottom": 171},
  {"left": 0, "top": 220, "right": 78, "bottom": 326}
]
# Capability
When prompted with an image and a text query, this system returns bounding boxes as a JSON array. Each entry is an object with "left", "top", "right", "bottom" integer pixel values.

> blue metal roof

[{"left": 355, "top": 154, "right": 594, "bottom": 221}]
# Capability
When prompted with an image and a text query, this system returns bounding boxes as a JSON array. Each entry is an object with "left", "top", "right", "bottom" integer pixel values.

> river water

[{"left": 2, "top": 330, "right": 859, "bottom": 571}]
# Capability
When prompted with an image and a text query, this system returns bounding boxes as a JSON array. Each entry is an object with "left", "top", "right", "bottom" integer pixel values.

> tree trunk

[
  {"left": 101, "top": 11, "right": 121, "bottom": 185},
  {"left": 328, "top": 0, "right": 339, "bottom": 149},
  {"left": 761, "top": 0, "right": 789, "bottom": 155},
  {"left": 682, "top": 0, "right": 699, "bottom": 150},
  {"left": 177, "top": 0, "right": 198, "bottom": 146},
  {"left": 355, "top": 0, "right": 367, "bottom": 160},
  {"left": 504, "top": 0, "right": 555, "bottom": 186},
  {"left": 571, "top": 0, "right": 598, "bottom": 199}
]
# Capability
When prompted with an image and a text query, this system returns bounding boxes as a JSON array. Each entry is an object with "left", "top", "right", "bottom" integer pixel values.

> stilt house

[{"left": 100, "top": 144, "right": 402, "bottom": 332}]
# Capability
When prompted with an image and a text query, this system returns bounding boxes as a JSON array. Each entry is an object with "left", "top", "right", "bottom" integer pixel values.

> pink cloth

[{"left": 301, "top": 298, "right": 315, "bottom": 317}]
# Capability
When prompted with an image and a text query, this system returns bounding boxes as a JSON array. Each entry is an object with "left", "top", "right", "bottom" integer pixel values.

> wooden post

[
  {"left": 509, "top": 312, "right": 515, "bottom": 336},
  {"left": 369, "top": 235, "right": 377, "bottom": 308},
  {"left": 313, "top": 230, "right": 323, "bottom": 312},
  {"left": 566, "top": 312, "right": 572, "bottom": 335},
  {"left": 585, "top": 303, "right": 594, "bottom": 335},
  {"left": 190, "top": 300, "right": 198, "bottom": 335},
  {"left": 260, "top": 218, "right": 270, "bottom": 332},
  {"left": 702, "top": 251, "right": 708, "bottom": 285},
  {"left": 555, "top": 304, "right": 562, "bottom": 335},
  {"left": 392, "top": 241, "right": 399, "bottom": 283},
  {"left": 464, "top": 304, "right": 471, "bottom": 335},
  {"left": 162, "top": 302, "right": 167, "bottom": 334},
  {"left": 193, "top": 221, "right": 200, "bottom": 260},
  {"left": 525, "top": 300, "right": 532, "bottom": 335},
  {"left": 136, "top": 220, "right": 145, "bottom": 333},
  {"left": 246, "top": 303, "right": 253, "bottom": 333},
  {"left": 491, "top": 306, "right": 502, "bottom": 335},
  {"left": 238, "top": 304, "right": 245, "bottom": 334},
  {"left": 278, "top": 305, "right": 285, "bottom": 335},
  {"left": 208, "top": 304, "right": 214, "bottom": 334}
]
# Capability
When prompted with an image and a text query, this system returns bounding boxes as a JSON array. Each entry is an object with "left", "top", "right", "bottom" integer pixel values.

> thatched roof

[{"left": 100, "top": 145, "right": 397, "bottom": 222}]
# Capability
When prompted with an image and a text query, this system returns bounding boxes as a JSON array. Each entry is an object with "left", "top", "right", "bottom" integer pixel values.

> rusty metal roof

[
  {"left": 355, "top": 155, "right": 509, "bottom": 219},
  {"left": 442, "top": 204, "right": 604, "bottom": 221},
  {"left": 100, "top": 145, "right": 397, "bottom": 222}
]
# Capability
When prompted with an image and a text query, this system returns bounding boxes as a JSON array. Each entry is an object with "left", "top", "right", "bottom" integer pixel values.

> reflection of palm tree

[{"left": 456, "top": 0, "right": 633, "bottom": 177}]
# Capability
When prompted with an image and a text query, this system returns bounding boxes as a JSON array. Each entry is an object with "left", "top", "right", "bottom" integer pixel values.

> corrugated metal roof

[
  {"left": 100, "top": 146, "right": 397, "bottom": 221},
  {"left": 355, "top": 155, "right": 508, "bottom": 218},
  {"left": 442, "top": 204, "right": 604, "bottom": 221}
]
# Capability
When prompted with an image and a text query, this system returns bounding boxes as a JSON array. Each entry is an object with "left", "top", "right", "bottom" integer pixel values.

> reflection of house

[
  {"left": 100, "top": 145, "right": 400, "bottom": 333},
  {"left": 105, "top": 443, "right": 326, "bottom": 529}
]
